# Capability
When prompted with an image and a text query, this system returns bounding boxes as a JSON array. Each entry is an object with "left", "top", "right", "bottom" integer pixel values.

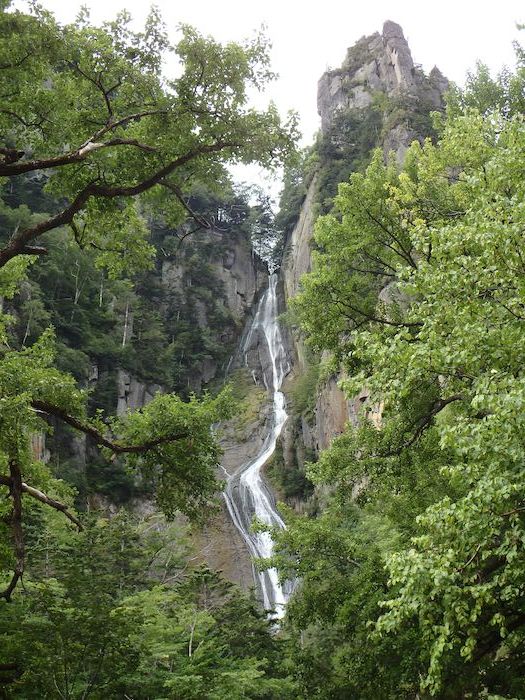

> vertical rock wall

[
  {"left": 117, "top": 230, "right": 268, "bottom": 413},
  {"left": 280, "top": 20, "right": 448, "bottom": 466}
]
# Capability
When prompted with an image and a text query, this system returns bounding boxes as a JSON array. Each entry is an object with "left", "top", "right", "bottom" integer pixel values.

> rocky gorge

[{"left": 27, "top": 19, "right": 448, "bottom": 607}]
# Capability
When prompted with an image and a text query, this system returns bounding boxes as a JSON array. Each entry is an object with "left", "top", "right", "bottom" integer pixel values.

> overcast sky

[{"left": 19, "top": 0, "right": 525, "bottom": 193}]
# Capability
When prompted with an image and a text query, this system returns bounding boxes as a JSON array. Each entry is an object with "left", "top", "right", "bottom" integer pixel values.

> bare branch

[
  {"left": 0, "top": 662, "right": 22, "bottom": 684},
  {"left": 0, "top": 108, "right": 50, "bottom": 130},
  {"left": 21, "top": 246, "right": 48, "bottom": 257},
  {"left": 22, "top": 483, "right": 83, "bottom": 530},
  {"left": 0, "top": 473, "right": 83, "bottom": 530},
  {"left": 458, "top": 543, "right": 482, "bottom": 573},
  {"left": 0, "top": 138, "right": 158, "bottom": 177},
  {"left": 102, "top": 138, "right": 158, "bottom": 154},
  {"left": 81, "top": 109, "right": 168, "bottom": 146},
  {"left": 0, "top": 109, "right": 168, "bottom": 177},
  {"left": 360, "top": 205, "right": 418, "bottom": 269},
  {"left": 498, "top": 505, "right": 525, "bottom": 518},
  {"left": 0, "top": 147, "right": 25, "bottom": 165},
  {"left": 160, "top": 180, "right": 213, "bottom": 230}
]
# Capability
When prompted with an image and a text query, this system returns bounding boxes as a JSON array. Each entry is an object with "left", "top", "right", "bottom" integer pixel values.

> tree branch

[
  {"left": 21, "top": 245, "right": 48, "bottom": 257},
  {"left": 0, "top": 51, "right": 32, "bottom": 70},
  {"left": 381, "top": 395, "right": 463, "bottom": 456},
  {"left": 458, "top": 543, "right": 482, "bottom": 573},
  {"left": 0, "top": 662, "right": 22, "bottom": 684},
  {"left": 79, "top": 109, "right": 169, "bottom": 147},
  {"left": 0, "top": 140, "right": 238, "bottom": 269},
  {"left": 0, "top": 137, "right": 158, "bottom": 178},
  {"left": 22, "top": 483, "right": 83, "bottom": 530},
  {"left": 0, "top": 473, "right": 82, "bottom": 530},
  {"left": 31, "top": 400, "right": 189, "bottom": 455},
  {"left": 0, "top": 147, "right": 26, "bottom": 165},
  {"left": 360, "top": 205, "right": 418, "bottom": 270},
  {"left": 0, "top": 109, "right": 169, "bottom": 177},
  {"left": 160, "top": 180, "right": 213, "bottom": 230},
  {"left": 326, "top": 283, "right": 422, "bottom": 330}
]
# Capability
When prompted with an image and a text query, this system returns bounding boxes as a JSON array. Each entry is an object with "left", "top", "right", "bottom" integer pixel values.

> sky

[{"left": 18, "top": 0, "right": 525, "bottom": 193}]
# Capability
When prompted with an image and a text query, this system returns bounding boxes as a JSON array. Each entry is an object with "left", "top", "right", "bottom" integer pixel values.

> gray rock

[
  {"left": 116, "top": 369, "right": 161, "bottom": 416},
  {"left": 317, "top": 20, "right": 446, "bottom": 135},
  {"left": 222, "top": 249, "right": 235, "bottom": 270},
  {"left": 161, "top": 260, "right": 184, "bottom": 292}
]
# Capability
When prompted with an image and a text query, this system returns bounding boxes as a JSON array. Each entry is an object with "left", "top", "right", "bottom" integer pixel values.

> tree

[
  {"left": 1, "top": 513, "right": 295, "bottom": 697},
  {"left": 0, "top": 1, "right": 296, "bottom": 603},
  {"left": 0, "top": 2, "right": 296, "bottom": 270},
  {"left": 287, "top": 56, "right": 525, "bottom": 696}
]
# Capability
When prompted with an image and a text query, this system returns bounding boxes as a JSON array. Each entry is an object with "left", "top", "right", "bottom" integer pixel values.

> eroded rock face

[
  {"left": 213, "top": 241, "right": 267, "bottom": 321},
  {"left": 318, "top": 20, "right": 448, "bottom": 141},
  {"left": 31, "top": 432, "right": 50, "bottom": 463},
  {"left": 282, "top": 174, "right": 318, "bottom": 307},
  {"left": 192, "top": 393, "right": 273, "bottom": 592},
  {"left": 161, "top": 232, "right": 267, "bottom": 324},
  {"left": 116, "top": 369, "right": 162, "bottom": 416},
  {"left": 280, "top": 21, "right": 448, "bottom": 467},
  {"left": 159, "top": 231, "right": 267, "bottom": 394},
  {"left": 314, "top": 376, "right": 352, "bottom": 452}
]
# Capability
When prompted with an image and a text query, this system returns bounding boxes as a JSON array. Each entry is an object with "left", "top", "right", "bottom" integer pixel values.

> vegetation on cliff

[
  {"left": 0, "top": 1, "right": 297, "bottom": 691},
  {"left": 273, "top": 47, "right": 525, "bottom": 698},
  {"left": 2, "top": 2, "right": 525, "bottom": 697}
]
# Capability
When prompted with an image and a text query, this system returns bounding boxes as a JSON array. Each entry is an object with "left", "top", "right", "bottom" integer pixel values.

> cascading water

[{"left": 223, "top": 274, "right": 292, "bottom": 618}]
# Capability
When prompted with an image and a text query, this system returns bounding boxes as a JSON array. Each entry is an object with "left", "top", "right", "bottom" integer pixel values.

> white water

[{"left": 223, "top": 274, "right": 292, "bottom": 618}]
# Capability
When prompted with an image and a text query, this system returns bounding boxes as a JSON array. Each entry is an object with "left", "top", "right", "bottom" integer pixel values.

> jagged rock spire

[{"left": 317, "top": 20, "right": 448, "bottom": 138}]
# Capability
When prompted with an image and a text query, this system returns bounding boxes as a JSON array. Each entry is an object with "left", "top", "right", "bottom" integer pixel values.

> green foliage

[
  {"left": 288, "top": 357, "right": 320, "bottom": 419},
  {"left": 266, "top": 433, "right": 314, "bottom": 503},
  {"left": 280, "top": 46, "right": 525, "bottom": 698},
  {"left": 275, "top": 147, "right": 318, "bottom": 258},
  {"left": 316, "top": 105, "right": 383, "bottom": 210},
  {"left": 113, "top": 388, "right": 234, "bottom": 521},
  {"left": 0, "top": 1, "right": 296, "bottom": 618},
  {"left": 0, "top": 2, "right": 297, "bottom": 265},
  {"left": 447, "top": 60, "right": 525, "bottom": 118},
  {"left": 1, "top": 514, "right": 294, "bottom": 698},
  {"left": 269, "top": 501, "right": 423, "bottom": 698},
  {"left": 117, "top": 569, "right": 295, "bottom": 699},
  {"left": 0, "top": 314, "right": 233, "bottom": 519},
  {"left": 227, "top": 368, "right": 267, "bottom": 432}
]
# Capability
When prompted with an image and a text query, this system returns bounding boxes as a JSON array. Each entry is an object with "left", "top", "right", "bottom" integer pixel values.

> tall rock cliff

[
  {"left": 279, "top": 21, "right": 448, "bottom": 494},
  {"left": 117, "top": 225, "right": 267, "bottom": 414},
  {"left": 10, "top": 187, "right": 268, "bottom": 503},
  {"left": 22, "top": 20, "right": 449, "bottom": 600}
]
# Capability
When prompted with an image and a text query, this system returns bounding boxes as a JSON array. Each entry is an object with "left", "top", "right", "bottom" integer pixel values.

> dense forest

[{"left": 1, "top": 2, "right": 525, "bottom": 698}]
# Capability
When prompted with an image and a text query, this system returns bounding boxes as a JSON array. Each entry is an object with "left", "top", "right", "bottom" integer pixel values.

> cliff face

[
  {"left": 280, "top": 21, "right": 447, "bottom": 474},
  {"left": 172, "top": 21, "right": 448, "bottom": 588},
  {"left": 161, "top": 230, "right": 266, "bottom": 327},
  {"left": 29, "top": 20, "right": 448, "bottom": 597},
  {"left": 282, "top": 173, "right": 318, "bottom": 307},
  {"left": 318, "top": 20, "right": 448, "bottom": 161},
  {"left": 27, "top": 220, "right": 267, "bottom": 507},
  {"left": 117, "top": 228, "right": 267, "bottom": 414}
]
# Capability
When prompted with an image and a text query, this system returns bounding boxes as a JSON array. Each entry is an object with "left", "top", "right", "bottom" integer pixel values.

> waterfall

[{"left": 223, "top": 273, "right": 292, "bottom": 618}]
